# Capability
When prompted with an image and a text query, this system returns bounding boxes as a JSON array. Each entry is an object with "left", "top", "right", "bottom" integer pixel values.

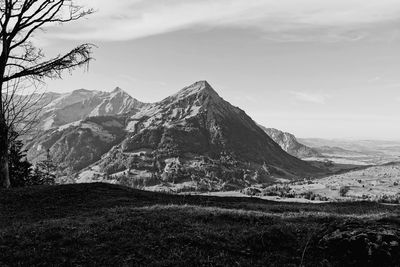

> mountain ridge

[
  {"left": 36, "top": 87, "right": 146, "bottom": 131},
  {"left": 26, "top": 81, "right": 321, "bottom": 190},
  {"left": 260, "top": 126, "right": 321, "bottom": 158}
]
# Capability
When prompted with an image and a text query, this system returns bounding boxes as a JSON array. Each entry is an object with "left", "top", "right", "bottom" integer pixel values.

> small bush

[
  {"left": 241, "top": 187, "right": 261, "bottom": 196},
  {"left": 375, "top": 194, "right": 400, "bottom": 204},
  {"left": 339, "top": 186, "right": 350, "bottom": 197},
  {"left": 301, "top": 190, "right": 316, "bottom": 200},
  {"left": 262, "top": 184, "right": 294, "bottom": 198}
]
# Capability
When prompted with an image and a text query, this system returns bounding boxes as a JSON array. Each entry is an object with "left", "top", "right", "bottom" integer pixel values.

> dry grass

[{"left": 0, "top": 183, "right": 399, "bottom": 266}]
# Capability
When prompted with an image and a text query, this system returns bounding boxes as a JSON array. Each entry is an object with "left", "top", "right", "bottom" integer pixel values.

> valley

[
  {"left": 238, "top": 162, "right": 400, "bottom": 204},
  {"left": 301, "top": 138, "right": 400, "bottom": 166}
]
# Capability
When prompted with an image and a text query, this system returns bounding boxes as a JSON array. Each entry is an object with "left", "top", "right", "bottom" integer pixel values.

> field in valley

[
  {"left": 260, "top": 139, "right": 400, "bottom": 203},
  {"left": 251, "top": 162, "right": 400, "bottom": 204},
  {"left": 301, "top": 138, "right": 400, "bottom": 166}
]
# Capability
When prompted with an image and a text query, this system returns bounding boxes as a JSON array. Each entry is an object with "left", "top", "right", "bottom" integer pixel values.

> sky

[{"left": 34, "top": 0, "right": 400, "bottom": 140}]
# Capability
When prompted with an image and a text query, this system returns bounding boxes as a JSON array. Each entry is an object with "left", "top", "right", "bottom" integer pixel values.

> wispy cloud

[
  {"left": 367, "top": 75, "right": 384, "bottom": 83},
  {"left": 290, "top": 91, "right": 329, "bottom": 104},
  {"left": 41, "top": 0, "right": 400, "bottom": 42}
]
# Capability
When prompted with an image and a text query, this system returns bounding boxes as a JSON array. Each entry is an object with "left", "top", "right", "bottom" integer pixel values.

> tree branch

[{"left": 4, "top": 43, "right": 93, "bottom": 82}]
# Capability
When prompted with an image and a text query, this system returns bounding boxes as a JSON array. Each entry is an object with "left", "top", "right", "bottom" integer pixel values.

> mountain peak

[
  {"left": 174, "top": 80, "right": 219, "bottom": 100},
  {"left": 190, "top": 80, "right": 214, "bottom": 92},
  {"left": 72, "top": 88, "right": 95, "bottom": 94},
  {"left": 112, "top": 87, "right": 124, "bottom": 93},
  {"left": 196, "top": 80, "right": 211, "bottom": 88}
]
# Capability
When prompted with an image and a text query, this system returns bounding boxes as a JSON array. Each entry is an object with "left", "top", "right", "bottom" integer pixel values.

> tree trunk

[
  {"left": 0, "top": 82, "right": 10, "bottom": 188},
  {"left": 0, "top": 152, "right": 10, "bottom": 188},
  {"left": 0, "top": 109, "right": 10, "bottom": 188},
  {"left": 0, "top": 126, "right": 10, "bottom": 188}
]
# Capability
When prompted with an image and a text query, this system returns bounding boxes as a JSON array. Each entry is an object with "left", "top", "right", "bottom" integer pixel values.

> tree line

[{"left": 7, "top": 129, "right": 56, "bottom": 186}]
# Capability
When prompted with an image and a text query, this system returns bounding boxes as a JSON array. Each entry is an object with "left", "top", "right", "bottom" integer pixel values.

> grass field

[{"left": 1, "top": 183, "right": 400, "bottom": 266}]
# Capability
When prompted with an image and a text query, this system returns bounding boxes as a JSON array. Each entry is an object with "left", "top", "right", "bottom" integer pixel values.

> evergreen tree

[
  {"left": 3, "top": 130, "right": 56, "bottom": 187},
  {"left": 32, "top": 149, "right": 56, "bottom": 185},
  {"left": 8, "top": 135, "right": 33, "bottom": 187}
]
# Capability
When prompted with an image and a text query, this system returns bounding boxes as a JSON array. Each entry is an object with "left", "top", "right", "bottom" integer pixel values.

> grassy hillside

[{"left": 1, "top": 183, "right": 399, "bottom": 266}]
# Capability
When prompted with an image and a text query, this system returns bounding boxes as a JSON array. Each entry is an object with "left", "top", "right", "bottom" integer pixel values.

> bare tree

[
  {"left": 0, "top": 0, "right": 94, "bottom": 188},
  {"left": 3, "top": 77, "right": 43, "bottom": 136}
]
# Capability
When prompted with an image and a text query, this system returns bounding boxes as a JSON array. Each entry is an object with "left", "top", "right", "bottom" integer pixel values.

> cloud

[
  {"left": 40, "top": 0, "right": 400, "bottom": 42},
  {"left": 367, "top": 76, "right": 383, "bottom": 83},
  {"left": 290, "top": 91, "right": 329, "bottom": 104}
]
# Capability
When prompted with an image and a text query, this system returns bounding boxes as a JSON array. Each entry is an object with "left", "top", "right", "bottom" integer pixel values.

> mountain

[
  {"left": 37, "top": 87, "right": 145, "bottom": 131},
  {"left": 26, "top": 116, "right": 127, "bottom": 174},
  {"left": 259, "top": 127, "right": 321, "bottom": 158},
  {"left": 26, "top": 81, "right": 320, "bottom": 190}
]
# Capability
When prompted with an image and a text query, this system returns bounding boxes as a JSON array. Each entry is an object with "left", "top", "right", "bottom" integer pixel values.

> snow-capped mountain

[
  {"left": 26, "top": 81, "right": 321, "bottom": 190},
  {"left": 37, "top": 87, "right": 145, "bottom": 131},
  {"left": 260, "top": 126, "right": 321, "bottom": 158}
]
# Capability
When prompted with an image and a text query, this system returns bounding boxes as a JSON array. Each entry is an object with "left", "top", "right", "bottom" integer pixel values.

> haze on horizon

[{"left": 35, "top": 0, "right": 400, "bottom": 140}]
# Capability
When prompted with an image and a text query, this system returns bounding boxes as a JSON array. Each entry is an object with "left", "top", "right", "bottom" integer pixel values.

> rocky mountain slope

[
  {"left": 26, "top": 81, "right": 321, "bottom": 190},
  {"left": 26, "top": 116, "right": 127, "bottom": 174},
  {"left": 260, "top": 127, "right": 321, "bottom": 158},
  {"left": 37, "top": 87, "right": 145, "bottom": 131}
]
